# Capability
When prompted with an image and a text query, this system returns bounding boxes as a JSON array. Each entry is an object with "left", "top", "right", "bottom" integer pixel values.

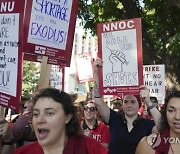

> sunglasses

[{"left": 84, "top": 106, "right": 96, "bottom": 112}]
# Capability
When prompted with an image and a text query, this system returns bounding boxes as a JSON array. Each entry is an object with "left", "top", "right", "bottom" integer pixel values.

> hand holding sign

[
  {"left": 140, "top": 89, "right": 149, "bottom": 97},
  {"left": 140, "top": 86, "right": 149, "bottom": 96},
  {"left": 140, "top": 85, "right": 151, "bottom": 105},
  {"left": 93, "top": 58, "right": 103, "bottom": 76}
]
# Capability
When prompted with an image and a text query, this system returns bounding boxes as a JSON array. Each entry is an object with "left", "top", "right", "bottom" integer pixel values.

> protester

[
  {"left": 150, "top": 96, "right": 162, "bottom": 111},
  {"left": 92, "top": 58, "right": 161, "bottom": 154},
  {"left": 150, "top": 96, "right": 159, "bottom": 107},
  {"left": 139, "top": 102, "right": 154, "bottom": 119},
  {"left": 13, "top": 88, "right": 108, "bottom": 154},
  {"left": 12, "top": 98, "right": 37, "bottom": 148},
  {"left": 139, "top": 96, "right": 159, "bottom": 119},
  {"left": 81, "top": 100, "right": 110, "bottom": 148},
  {"left": 19, "top": 97, "right": 31, "bottom": 115},
  {"left": 69, "top": 93, "right": 85, "bottom": 122},
  {"left": 3, "top": 97, "right": 29, "bottom": 124},
  {"left": 0, "top": 119, "right": 15, "bottom": 154},
  {"left": 136, "top": 91, "right": 180, "bottom": 154},
  {"left": 111, "top": 97, "right": 123, "bottom": 113}
]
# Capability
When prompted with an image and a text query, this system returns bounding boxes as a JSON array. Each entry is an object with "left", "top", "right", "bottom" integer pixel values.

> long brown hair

[{"left": 159, "top": 91, "right": 180, "bottom": 131}]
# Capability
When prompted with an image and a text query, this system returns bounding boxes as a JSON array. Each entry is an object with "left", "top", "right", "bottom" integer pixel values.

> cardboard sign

[
  {"left": 24, "top": 53, "right": 69, "bottom": 67},
  {"left": 23, "top": 0, "right": 79, "bottom": 66},
  {"left": 50, "top": 65, "right": 64, "bottom": 91},
  {"left": 143, "top": 65, "right": 165, "bottom": 104},
  {"left": 0, "top": 0, "right": 24, "bottom": 112},
  {"left": 97, "top": 18, "right": 143, "bottom": 95},
  {"left": 75, "top": 52, "right": 94, "bottom": 83}
]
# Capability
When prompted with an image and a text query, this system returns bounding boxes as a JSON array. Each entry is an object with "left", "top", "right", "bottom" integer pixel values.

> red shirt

[
  {"left": 139, "top": 106, "right": 153, "bottom": 120},
  {"left": 90, "top": 121, "right": 110, "bottom": 144},
  {"left": 13, "top": 134, "right": 108, "bottom": 154}
]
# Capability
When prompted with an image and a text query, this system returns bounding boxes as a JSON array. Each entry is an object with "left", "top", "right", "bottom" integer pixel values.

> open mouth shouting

[{"left": 37, "top": 128, "right": 49, "bottom": 140}]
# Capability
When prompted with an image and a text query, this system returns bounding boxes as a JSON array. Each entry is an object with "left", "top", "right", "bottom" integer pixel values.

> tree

[
  {"left": 78, "top": 0, "right": 180, "bottom": 90},
  {"left": 22, "top": 61, "right": 40, "bottom": 98}
]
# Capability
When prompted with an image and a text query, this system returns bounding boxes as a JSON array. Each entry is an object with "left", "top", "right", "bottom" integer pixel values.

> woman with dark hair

[
  {"left": 136, "top": 91, "right": 180, "bottom": 154},
  {"left": 93, "top": 58, "right": 161, "bottom": 154},
  {"left": 81, "top": 100, "right": 110, "bottom": 148},
  {"left": 14, "top": 88, "right": 108, "bottom": 154},
  {"left": 12, "top": 98, "right": 37, "bottom": 148}
]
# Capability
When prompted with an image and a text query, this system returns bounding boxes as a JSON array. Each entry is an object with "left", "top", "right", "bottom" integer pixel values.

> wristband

[{"left": 147, "top": 104, "right": 155, "bottom": 110}]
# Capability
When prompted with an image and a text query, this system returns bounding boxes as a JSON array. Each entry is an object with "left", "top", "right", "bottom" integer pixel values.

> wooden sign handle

[{"left": 38, "top": 56, "right": 51, "bottom": 89}]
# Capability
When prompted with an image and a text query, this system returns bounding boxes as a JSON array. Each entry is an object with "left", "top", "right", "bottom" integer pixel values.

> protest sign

[
  {"left": 50, "top": 65, "right": 64, "bottom": 91},
  {"left": 0, "top": 0, "right": 24, "bottom": 112},
  {"left": 24, "top": 53, "right": 69, "bottom": 67},
  {"left": 97, "top": 18, "right": 143, "bottom": 95},
  {"left": 75, "top": 52, "right": 94, "bottom": 83},
  {"left": 143, "top": 65, "right": 165, "bottom": 104},
  {"left": 23, "top": 0, "right": 78, "bottom": 66}
]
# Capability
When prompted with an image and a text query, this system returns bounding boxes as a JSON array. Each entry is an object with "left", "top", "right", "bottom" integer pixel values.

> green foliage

[
  {"left": 78, "top": 0, "right": 180, "bottom": 89},
  {"left": 78, "top": 0, "right": 124, "bottom": 35},
  {"left": 22, "top": 61, "right": 40, "bottom": 98}
]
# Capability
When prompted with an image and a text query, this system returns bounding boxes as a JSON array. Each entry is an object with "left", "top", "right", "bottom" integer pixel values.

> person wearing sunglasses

[{"left": 81, "top": 100, "right": 110, "bottom": 148}]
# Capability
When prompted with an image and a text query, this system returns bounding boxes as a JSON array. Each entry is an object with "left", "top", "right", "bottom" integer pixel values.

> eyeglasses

[{"left": 84, "top": 106, "right": 96, "bottom": 112}]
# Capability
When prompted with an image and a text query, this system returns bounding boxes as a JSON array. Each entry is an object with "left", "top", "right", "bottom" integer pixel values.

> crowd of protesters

[{"left": 0, "top": 59, "right": 180, "bottom": 154}]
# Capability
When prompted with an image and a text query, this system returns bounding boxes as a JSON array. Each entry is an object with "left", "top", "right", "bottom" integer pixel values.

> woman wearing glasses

[{"left": 81, "top": 100, "right": 110, "bottom": 148}]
